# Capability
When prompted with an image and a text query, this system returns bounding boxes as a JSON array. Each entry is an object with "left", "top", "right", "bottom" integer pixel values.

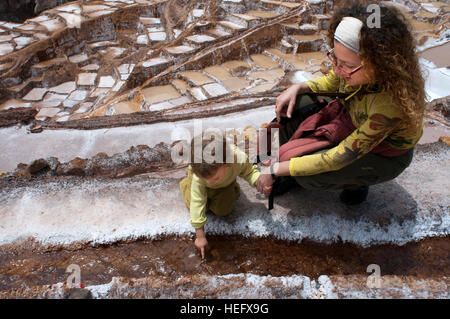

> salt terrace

[{"left": 0, "top": 0, "right": 449, "bottom": 299}]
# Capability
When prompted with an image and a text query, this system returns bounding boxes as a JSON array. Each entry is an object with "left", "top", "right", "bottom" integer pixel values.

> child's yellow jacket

[{"left": 189, "top": 145, "right": 260, "bottom": 229}]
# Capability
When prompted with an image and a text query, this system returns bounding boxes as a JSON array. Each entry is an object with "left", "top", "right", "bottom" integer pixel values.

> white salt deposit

[
  {"left": 420, "top": 58, "right": 450, "bottom": 101},
  {"left": 0, "top": 143, "right": 448, "bottom": 248},
  {"left": 29, "top": 273, "right": 448, "bottom": 299},
  {"left": 142, "top": 57, "right": 170, "bottom": 68},
  {"left": 149, "top": 32, "right": 166, "bottom": 42},
  {"left": 416, "top": 30, "right": 450, "bottom": 52},
  {"left": 292, "top": 70, "right": 316, "bottom": 83},
  {"left": 0, "top": 104, "right": 275, "bottom": 171}
]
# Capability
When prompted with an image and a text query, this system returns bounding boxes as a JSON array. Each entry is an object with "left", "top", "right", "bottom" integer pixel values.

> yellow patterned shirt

[{"left": 289, "top": 69, "right": 423, "bottom": 176}]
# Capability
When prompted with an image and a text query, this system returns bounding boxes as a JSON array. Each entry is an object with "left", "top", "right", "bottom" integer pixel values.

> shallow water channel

[{"left": 1, "top": 235, "right": 449, "bottom": 292}]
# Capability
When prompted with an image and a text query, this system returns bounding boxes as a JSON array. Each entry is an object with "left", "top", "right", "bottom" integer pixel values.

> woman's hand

[{"left": 275, "top": 83, "right": 310, "bottom": 122}]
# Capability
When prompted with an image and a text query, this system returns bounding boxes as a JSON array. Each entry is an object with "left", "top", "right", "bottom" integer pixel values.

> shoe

[
  {"left": 271, "top": 176, "right": 299, "bottom": 197},
  {"left": 339, "top": 186, "right": 369, "bottom": 205}
]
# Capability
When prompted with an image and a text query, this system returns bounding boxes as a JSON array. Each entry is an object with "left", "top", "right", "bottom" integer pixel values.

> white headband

[{"left": 334, "top": 17, "right": 364, "bottom": 53}]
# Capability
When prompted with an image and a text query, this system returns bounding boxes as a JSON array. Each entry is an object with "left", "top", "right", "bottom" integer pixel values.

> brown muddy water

[{"left": 1, "top": 235, "right": 449, "bottom": 292}]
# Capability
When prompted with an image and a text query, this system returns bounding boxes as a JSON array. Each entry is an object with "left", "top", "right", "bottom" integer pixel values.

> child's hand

[
  {"left": 263, "top": 185, "right": 272, "bottom": 197},
  {"left": 256, "top": 174, "right": 274, "bottom": 197},
  {"left": 195, "top": 236, "right": 208, "bottom": 259}
]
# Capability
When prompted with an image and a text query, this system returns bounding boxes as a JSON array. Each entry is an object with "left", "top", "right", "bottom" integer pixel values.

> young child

[{"left": 179, "top": 133, "right": 270, "bottom": 259}]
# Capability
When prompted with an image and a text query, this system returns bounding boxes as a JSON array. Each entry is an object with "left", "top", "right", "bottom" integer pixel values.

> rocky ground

[{"left": 0, "top": 0, "right": 449, "bottom": 299}]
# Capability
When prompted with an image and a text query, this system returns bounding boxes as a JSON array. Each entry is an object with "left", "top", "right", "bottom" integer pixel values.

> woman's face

[{"left": 333, "top": 41, "right": 372, "bottom": 87}]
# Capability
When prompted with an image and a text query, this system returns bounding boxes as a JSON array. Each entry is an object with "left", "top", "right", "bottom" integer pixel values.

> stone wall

[{"left": 0, "top": 0, "right": 75, "bottom": 22}]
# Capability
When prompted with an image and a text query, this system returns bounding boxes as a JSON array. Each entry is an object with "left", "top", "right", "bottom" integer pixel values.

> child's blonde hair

[{"left": 190, "top": 133, "right": 233, "bottom": 179}]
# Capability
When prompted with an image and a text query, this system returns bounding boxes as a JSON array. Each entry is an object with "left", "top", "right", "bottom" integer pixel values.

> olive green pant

[
  {"left": 278, "top": 95, "right": 414, "bottom": 190},
  {"left": 179, "top": 170, "right": 241, "bottom": 216}
]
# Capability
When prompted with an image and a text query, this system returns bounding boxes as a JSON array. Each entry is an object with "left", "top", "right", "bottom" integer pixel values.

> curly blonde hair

[{"left": 328, "top": 0, "right": 426, "bottom": 131}]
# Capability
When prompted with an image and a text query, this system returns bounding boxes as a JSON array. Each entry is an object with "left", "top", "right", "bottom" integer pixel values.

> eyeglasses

[{"left": 326, "top": 49, "right": 363, "bottom": 76}]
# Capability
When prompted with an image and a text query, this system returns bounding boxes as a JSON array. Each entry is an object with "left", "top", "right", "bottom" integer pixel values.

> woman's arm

[
  {"left": 266, "top": 104, "right": 404, "bottom": 179},
  {"left": 289, "top": 112, "right": 402, "bottom": 176},
  {"left": 272, "top": 161, "right": 291, "bottom": 176}
]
